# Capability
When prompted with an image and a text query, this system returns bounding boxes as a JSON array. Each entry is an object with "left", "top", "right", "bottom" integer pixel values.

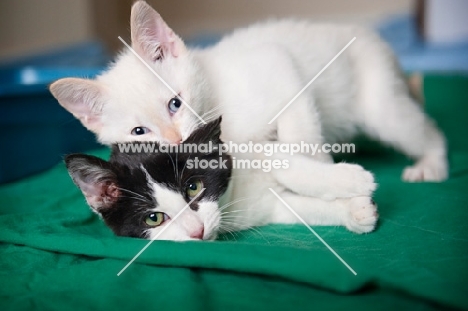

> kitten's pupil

[
  {"left": 131, "top": 127, "right": 149, "bottom": 135},
  {"left": 148, "top": 213, "right": 158, "bottom": 221},
  {"left": 189, "top": 183, "right": 198, "bottom": 191},
  {"left": 168, "top": 97, "right": 182, "bottom": 113}
]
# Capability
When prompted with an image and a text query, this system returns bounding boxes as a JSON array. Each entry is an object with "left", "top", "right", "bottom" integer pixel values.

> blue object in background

[
  {"left": 0, "top": 42, "right": 108, "bottom": 184},
  {"left": 377, "top": 14, "right": 468, "bottom": 73}
]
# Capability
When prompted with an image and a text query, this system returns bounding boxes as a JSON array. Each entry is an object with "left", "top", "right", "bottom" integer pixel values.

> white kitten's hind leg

[
  {"left": 402, "top": 153, "right": 448, "bottom": 182},
  {"left": 350, "top": 29, "right": 448, "bottom": 182},
  {"left": 270, "top": 191, "right": 378, "bottom": 234},
  {"left": 359, "top": 91, "right": 448, "bottom": 182}
]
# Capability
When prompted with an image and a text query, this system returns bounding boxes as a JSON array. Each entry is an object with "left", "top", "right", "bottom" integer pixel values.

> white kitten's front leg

[
  {"left": 271, "top": 153, "right": 376, "bottom": 200},
  {"left": 270, "top": 93, "right": 376, "bottom": 200},
  {"left": 275, "top": 95, "right": 333, "bottom": 163},
  {"left": 270, "top": 191, "right": 378, "bottom": 234}
]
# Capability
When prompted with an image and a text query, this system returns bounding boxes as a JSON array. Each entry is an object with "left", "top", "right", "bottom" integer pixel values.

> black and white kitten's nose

[{"left": 190, "top": 226, "right": 204, "bottom": 240}]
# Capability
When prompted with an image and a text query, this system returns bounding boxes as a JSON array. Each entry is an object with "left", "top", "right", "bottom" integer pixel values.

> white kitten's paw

[
  {"left": 321, "top": 163, "right": 377, "bottom": 200},
  {"left": 402, "top": 156, "right": 448, "bottom": 182},
  {"left": 343, "top": 197, "right": 378, "bottom": 234}
]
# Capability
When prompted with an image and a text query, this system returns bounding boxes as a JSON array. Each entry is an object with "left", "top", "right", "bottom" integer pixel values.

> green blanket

[{"left": 1, "top": 76, "right": 467, "bottom": 311}]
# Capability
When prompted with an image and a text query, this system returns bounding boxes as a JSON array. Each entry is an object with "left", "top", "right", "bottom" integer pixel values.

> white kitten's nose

[
  {"left": 162, "top": 128, "right": 182, "bottom": 145},
  {"left": 190, "top": 226, "right": 204, "bottom": 240}
]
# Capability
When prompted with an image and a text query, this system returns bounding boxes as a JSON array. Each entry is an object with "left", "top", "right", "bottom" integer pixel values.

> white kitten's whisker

[
  {"left": 179, "top": 152, "right": 193, "bottom": 181},
  {"left": 200, "top": 109, "right": 221, "bottom": 123},
  {"left": 200, "top": 106, "right": 220, "bottom": 119},
  {"left": 226, "top": 175, "right": 255, "bottom": 180},
  {"left": 162, "top": 151, "right": 178, "bottom": 184},
  {"left": 175, "top": 150, "right": 180, "bottom": 185}
]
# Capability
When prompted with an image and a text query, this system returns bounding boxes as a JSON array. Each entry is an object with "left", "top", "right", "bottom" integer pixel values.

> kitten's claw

[{"left": 344, "top": 197, "right": 378, "bottom": 234}]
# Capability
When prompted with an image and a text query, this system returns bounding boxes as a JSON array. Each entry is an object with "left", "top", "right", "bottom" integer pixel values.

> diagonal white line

[
  {"left": 268, "top": 37, "right": 356, "bottom": 124},
  {"left": 117, "top": 188, "right": 206, "bottom": 276},
  {"left": 118, "top": 36, "right": 206, "bottom": 125},
  {"left": 268, "top": 188, "right": 357, "bottom": 275}
]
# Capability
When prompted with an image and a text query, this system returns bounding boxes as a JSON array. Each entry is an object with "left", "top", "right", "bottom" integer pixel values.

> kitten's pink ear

[
  {"left": 49, "top": 78, "right": 103, "bottom": 133},
  {"left": 65, "top": 154, "right": 120, "bottom": 212},
  {"left": 130, "top": 1, "right": 186, "bottom": 61}
]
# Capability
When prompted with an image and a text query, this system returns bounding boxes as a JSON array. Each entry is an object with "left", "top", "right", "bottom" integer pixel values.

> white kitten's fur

[{"left": 51, "top": 1, "right": 448, "bottom": 236}]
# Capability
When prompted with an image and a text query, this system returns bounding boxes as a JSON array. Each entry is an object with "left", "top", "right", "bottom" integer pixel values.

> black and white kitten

[
  {"left": 66, "top": 118, "right": 378, "bottom": 241},
  {"left": 66, "top": 118, "right": 232, "bottom": 240}
]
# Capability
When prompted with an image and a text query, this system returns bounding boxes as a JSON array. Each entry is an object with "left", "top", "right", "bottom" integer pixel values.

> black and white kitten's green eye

[
  {"left": 168, "top": 97, "right": 182, "bottom": 114},
  {"left": 186, "top": 179, "right": 203, "bottom": 198},
  {"left": 145, "top": 212, "right": 168, "bottom": 227},
  {"left": 131, "top": 127, "right": 150, "bottom": 135}
]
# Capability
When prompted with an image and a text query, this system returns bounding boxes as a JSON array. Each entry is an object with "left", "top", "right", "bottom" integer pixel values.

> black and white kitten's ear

[
  {"left": 130, "top": 1, "right": 186, "bottom": 61},
  {"left": 65, "top": 154, "right": 120, "bottom": 213},
  {"left": 185, "top": 116, "right": 223, "bottom": 145},
  {"left": 49, "top": 78, "right": 103, "bottom": 133}
]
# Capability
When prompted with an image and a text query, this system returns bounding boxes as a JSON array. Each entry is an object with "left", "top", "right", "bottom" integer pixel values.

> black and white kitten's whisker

[
  {"left": 218, "top": 197, "right": 254, "bottom": 212},
  {"left": 220, "top": 219, "right": 270, "bottom": 243},
  {"left": 220, "top": 219, "right": 251, "bottom": 230},
  {"left": 219, "top": 224, "right": 241, "bottom": 238},
  {"left": 220, "top": 205, "right": 271, "bottom": 216},
  {"left": 119, "top": 195, "right": 152, "bottom": 204},
  {"left": 117, "top": 188, "right": 148, "bottom": 200},
  {"left": 218, "top": 224, "right": 240, "bottom": 241}
]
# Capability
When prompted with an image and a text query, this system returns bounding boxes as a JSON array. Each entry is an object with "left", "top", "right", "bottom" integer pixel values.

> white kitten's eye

[
  {"left": 168, "top": 97, "right": 182, "bottom": 114},
  {"left": 131, "top": 127, "right": 150, "bottom": 135},
  {"left": 145, "top": 212, "right": 169, "bottom": 227}
]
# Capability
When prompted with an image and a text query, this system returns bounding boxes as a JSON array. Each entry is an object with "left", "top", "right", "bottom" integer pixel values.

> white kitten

[{"left": 51, "top": 1, "right": 449, "bottom": 234}]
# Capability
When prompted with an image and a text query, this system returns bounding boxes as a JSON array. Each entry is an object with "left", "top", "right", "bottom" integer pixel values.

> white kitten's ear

[
  {"left": 65, "top": 154, "right": 120, "bottom": 213},
  {"left": 130, "top": 1, "right": 186, "bottom": 61},
  {"left": 49, "top": 78, "right": 103, "bottom": 133}
]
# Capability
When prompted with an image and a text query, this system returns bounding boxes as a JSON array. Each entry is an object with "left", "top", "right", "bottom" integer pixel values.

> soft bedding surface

[{"left": 0, "top": 75, "right": 467, "bottom": 311}]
